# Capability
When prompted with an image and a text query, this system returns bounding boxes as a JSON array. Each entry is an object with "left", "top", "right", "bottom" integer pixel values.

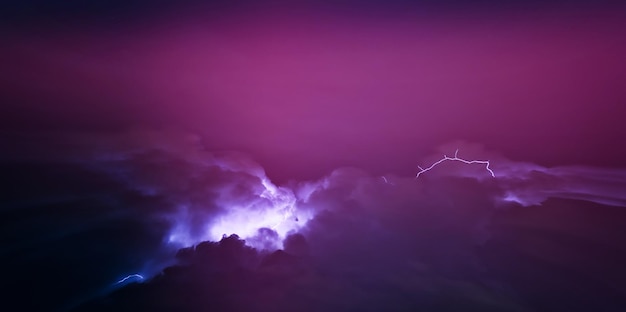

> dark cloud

[
  {"left": 72, "top": 196, "right": 626, "bottom": 312},
  {"left": 2, "top": 0, "right": 625, "bottom": 309},
  {"left": 3, "top": 130, "right": 626, "bottom": 311}
]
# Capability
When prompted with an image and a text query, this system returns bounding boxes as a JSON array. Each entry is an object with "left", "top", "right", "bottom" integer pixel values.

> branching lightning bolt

[
  {"left": 115, "top": 274, "right": 144, "bottom": 285},
  {"left": 415, "top": 149, "right": 495, "bottom": 179}
]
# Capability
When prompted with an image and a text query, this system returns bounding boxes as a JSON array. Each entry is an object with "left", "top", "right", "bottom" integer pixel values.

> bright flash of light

[
  {"left": 163, "top": 171, "right": 316, "bottom": 251},
  {"left": 415, "top": 149, "right": 495, "bottom": 179},
  {"left": 206, "top": 177, "right": 312, "bottom": 249}
]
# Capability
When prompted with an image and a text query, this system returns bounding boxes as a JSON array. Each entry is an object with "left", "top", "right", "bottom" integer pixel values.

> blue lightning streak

[
  {"left": 415, "top": 149, "right": 495, "bottom": 179},
  {"left": 114, "top": 274, "right": 145, "bottom": 285}
]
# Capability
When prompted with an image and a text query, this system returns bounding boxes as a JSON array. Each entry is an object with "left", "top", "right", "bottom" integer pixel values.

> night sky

[{"left": 2, "top": 1, "right": 626, "bottom": 311}]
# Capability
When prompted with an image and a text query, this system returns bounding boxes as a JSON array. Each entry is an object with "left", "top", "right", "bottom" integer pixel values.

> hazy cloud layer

[{"left": 3, "top": 129, "right": 626, "bottom": 311}]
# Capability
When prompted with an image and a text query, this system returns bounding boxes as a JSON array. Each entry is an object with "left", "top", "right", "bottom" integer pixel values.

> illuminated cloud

[{"left": 2, "top": 3, "right": 625, "bottom": 310}]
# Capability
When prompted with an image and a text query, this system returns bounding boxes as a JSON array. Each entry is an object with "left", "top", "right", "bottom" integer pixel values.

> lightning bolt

[
  {"left": 415, "top": 149, "right": 495, "bottom": 179},
  {"left": 381, "top": 176, "right": 394, "bottom": 185},
  {"left": 115, "top": 274, "right": 144, "bottom": 285}
]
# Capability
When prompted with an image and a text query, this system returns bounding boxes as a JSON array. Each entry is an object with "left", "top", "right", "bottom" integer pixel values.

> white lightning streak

[
  {"left": 115, "top": 274, "right": 144, "bottom": 285},
  {"left": 381, "top": 176, "right": 394, "bottom": 185},
  {"left": 415, "top": 149, "right": 495, "bottom": 179}
]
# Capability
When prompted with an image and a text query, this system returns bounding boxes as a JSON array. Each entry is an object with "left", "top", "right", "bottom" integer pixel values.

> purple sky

[
  {"left": 3, "top": 5, "right": 626, "bottom": 182},
  {"left": 3, "top": 2, "right": 626, "bottom": 311}
]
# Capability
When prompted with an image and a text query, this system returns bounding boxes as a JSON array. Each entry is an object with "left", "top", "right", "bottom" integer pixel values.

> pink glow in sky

[
  {"left": 2, "top": 7, "right": 626, "bottom": 182},
  {"left": 3, "top": 5, "right": 626, "bottom": 310}
]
